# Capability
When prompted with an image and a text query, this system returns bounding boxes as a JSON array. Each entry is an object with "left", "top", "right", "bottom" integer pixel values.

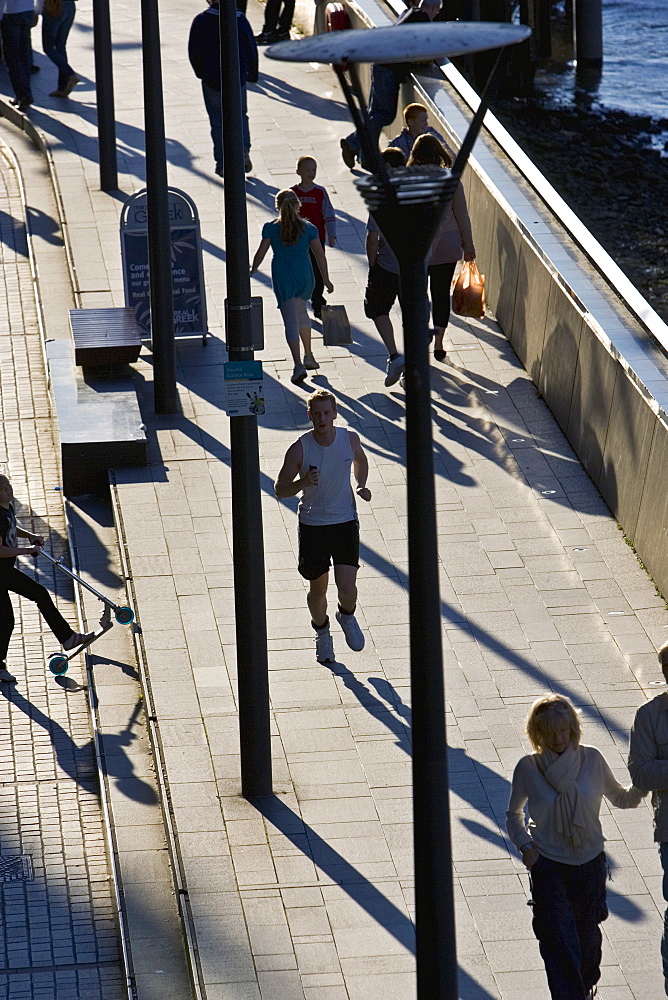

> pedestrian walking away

[
  {"left": 628, "top": 640, "right": 668, "bottom": 997},
  {"left": 407, "top": 133, "right": 475, "bottom": 362},
  {"left": 274, "top": 389, "right": 371, "bottom": 664},
  {"left": 251, "top": 189, "right": 332, "bottom": 384},
  {"left": 507, "top": 693, "right": 647, "bottom": 1000},
  {"left": 0, "top": 475, "right": 93, "bottom": 684},
  {"left": 340, "top": 0, "right": 442, "bottom": 170},
  {"left": 363, "top": 146, "right": 406, "bottom": 386},
  {"left": 42, "top": 0, "right": 79, "bottom": 98},
  {"left": 188, "top": 0, "right": 258, "bottom": 177},
  {"left": 291, "top": 155, "right": 337, "bottom": 319},
  {"left": 0, "top": 0, "right": 41, "bottom": 112}
]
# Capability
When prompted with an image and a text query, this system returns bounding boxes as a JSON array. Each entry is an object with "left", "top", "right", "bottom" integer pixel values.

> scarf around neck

[{"left": 537, "top": 743, "right": 592, "bottom": 854}]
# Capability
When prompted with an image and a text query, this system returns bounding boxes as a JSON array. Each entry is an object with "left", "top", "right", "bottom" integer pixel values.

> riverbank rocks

[{"left": 493, "top": 101, "right": 668, "bottom": 322}]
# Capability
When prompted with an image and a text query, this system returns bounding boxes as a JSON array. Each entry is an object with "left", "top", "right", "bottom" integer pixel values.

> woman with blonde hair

[
  {"left": 407, "top": 134, "right": 476, "bottom": 362},
  {"left": 507, "top": 693, "right": 646, "bottom": 1000},
  {"left": 251, "top": 189, "right": 333, "bottom": 384}
]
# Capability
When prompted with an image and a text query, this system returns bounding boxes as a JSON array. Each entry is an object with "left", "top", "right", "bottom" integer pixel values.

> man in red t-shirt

[{"left": 291, "top": 156, "right": 336, "bottom": 318}]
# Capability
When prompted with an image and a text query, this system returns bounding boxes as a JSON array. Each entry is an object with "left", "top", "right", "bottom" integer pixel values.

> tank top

[{"left": 298, "top": 427, "right": 356, "bottom": 526}]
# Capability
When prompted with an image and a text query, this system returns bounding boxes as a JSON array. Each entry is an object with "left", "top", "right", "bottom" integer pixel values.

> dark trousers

[
  {"left": 659, "top": 843, "right": 668, "bottom": 992},
  {"left": 0, "top": 10, "right": 33, "bottom": 105},
  {"left": 529, "top": 851, "right": 607, "bottom": 1000},
  {"left": 309, "top": 241, "right": 326, "bottom": 309},
  {"left": 42, "top": 0, "right": 76, "bottom": 91},
  {"left": 261, "top": 0, "right": 295, "bottom": 33},
  {"left": 0, "top": 566, "right": 73, "bottom": 661},
  {"left": 428, "top": 261, "right": 457, "bottom": 329}
]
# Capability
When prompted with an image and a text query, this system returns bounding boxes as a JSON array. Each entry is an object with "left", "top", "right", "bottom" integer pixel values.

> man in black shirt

[
  {"left": 0, "top": 475, "right": 91, "bottom": 683},
  {"left": 340, "top": 0, "right": 442, "bottom": 170}
]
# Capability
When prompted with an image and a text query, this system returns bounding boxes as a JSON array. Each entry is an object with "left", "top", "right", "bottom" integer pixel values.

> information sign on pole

[
  {"left": 120, "top": 187, "right": 208, "bottom": 342},
  {"left": 224, "top": 361, "right": 265, "bottom": 417}
]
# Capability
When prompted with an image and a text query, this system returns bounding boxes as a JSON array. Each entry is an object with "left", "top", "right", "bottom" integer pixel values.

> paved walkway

[
  {"left": 0, "top": 141, "right": 126, "bottom": 999},
  {"left": 1, "top": 2, "right": 668, "bottom": 999}
]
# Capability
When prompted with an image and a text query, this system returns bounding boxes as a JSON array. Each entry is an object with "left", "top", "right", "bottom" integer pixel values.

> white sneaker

[
  {"left": 0, "top": 664, "right": 16, "bottom": 683},
  {"left": 314, "top": 625, "right": 335, "bottom": 664},
  {"left": 62, "top": 631, "right": 94, "bottom": 651},
  {"left": 291, "top": 363, "right": 307, "bottom": 384},
  {"left": 303, "top": 353, "right": 320, "bottom": 370},
  {"left": 385, "top": 354, "right": 405, "bottom": 387},
  {"left": 335, "top": 610, "right": 365, "bottom": 651}
]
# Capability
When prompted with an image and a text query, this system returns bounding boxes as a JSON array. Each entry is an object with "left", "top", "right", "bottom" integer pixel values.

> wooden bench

[
  {"left": 47, "top": 341, "right": 147, "bottom": 497},
  {"left": 69, "top": 307, "right": 142, "bottom": 368}
]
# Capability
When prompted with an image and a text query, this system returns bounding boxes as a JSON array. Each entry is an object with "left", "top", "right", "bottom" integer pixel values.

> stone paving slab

[
  {"left": 3, "top": 0, "right": 668, "bottom": 997},
  {"left": 0, "top": 141, "right": 126, "bottom": 1000}
]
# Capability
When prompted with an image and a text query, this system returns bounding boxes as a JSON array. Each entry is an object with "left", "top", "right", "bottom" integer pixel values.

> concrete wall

[{"left": 312, "top": 0, "right": 668, "bottom": 599}]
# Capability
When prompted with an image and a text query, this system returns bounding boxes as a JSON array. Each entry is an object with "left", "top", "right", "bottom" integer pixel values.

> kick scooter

[{"left": 40, "top": 550, "right": 135, "bottom": 675}]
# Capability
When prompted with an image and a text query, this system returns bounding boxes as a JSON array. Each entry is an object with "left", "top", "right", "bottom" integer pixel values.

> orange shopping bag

[{"left": 452, "top": 260, "right": 486, "bottom": 319}]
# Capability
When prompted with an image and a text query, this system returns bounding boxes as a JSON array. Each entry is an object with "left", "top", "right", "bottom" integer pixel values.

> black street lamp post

[
  {"left": 140, "top": 0, "right": 177, "bottom": 414},
  {"left": 267, "top": 22, "right": 529, "bottom": 999},
  {"left": 218, "top": 0, "right": 272, "bottom": 798}
]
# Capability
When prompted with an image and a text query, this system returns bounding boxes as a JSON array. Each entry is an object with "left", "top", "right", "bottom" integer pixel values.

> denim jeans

[
  {"left": 201, "top": 81, "right": 249, "bottom": 172},
  {"left": 659, "top": 843, "right": 668, "bottom": 993},
  {"left": 0, "top": 10, "right": 34, "bottom": 105},
  {"left": 345, "top": 63, "right": 400, "bottom": 159},
  {"left": 42, "top": 0, "right": 76, "bottom": 92},
  {"left": 529, "top": 851, "right": 608, "bottom": 1000}
]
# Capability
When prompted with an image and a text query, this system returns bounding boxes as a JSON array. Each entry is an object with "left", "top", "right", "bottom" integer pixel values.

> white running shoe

[
  {"left": 335, "top": 610, "right": 365, "bottom": 651},
  {"left": 291, "top": 363, "right": 307, "bottom": 384},
  {"left": 385, "top": 354, "right": 405, "bottom": 387},
  {"left": 303, "top": 353, "right": 320, "bottom": 370},
  {"left": 314, "top": 626, "right": 335, "bottom": 664}
]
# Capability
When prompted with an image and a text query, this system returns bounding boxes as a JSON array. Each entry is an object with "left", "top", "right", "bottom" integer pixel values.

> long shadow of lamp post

[
  {"left": 218, "top": 0, "right": 272, "bottom": 797},
  {"left": 267, "top": 22, "right": 530, "bottom": 1000}
]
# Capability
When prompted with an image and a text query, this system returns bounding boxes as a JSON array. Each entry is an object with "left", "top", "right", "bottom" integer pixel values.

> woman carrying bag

[
  {"left": 406, "top": 133, "right": 475, "bottom": 361},
  {"left": 506, "top": 694, "right": 647, "bottom": 1000}
]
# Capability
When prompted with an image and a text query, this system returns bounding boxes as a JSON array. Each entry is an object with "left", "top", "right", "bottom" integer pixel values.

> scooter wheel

[
  {"left": 49, "top": 655, "right": 69, "bottom": 676},
  {"left": 115, "top": 606, "right": 135, "bottom": 625}
]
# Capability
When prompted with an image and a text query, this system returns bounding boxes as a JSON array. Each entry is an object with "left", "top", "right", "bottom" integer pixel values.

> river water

[{"left": 534, "top": 0, "right": 668, "bottom": 123}]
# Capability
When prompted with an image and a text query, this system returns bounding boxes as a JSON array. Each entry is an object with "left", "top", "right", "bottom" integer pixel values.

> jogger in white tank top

[{"left": 274, "top": 389, "right": 372, "bottom": 664}]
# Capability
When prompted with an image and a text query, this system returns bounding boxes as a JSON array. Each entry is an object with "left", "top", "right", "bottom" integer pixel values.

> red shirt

[{"left": 291, "top": 184, "right": 336, "bottom": 243}]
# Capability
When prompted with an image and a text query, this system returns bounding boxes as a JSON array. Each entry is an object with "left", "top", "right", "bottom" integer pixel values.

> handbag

[
  {"left": 44, "top": 0, "right": 64, "bottom": 16},
  {"left": 452, "top": 260, "right": 486, "bottom": 319},
  {"left": 321, "top": 304, "right": 352, "bottom": 347}
]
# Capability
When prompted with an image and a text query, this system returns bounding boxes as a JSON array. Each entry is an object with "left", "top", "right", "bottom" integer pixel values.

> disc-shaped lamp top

[{"left": 265, "top": 21, "right": 531, "bottom": 64}]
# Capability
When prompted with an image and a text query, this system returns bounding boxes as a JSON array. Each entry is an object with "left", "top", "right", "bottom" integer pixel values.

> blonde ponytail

[{"left": 276, "top": 189, "right": 305, "bottom": 246}]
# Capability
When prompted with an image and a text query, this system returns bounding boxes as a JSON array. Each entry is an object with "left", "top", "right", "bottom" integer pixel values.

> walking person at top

[
  {"left": 507, "top": 694, "right": 647, "bottom": 1000},
  {"left": 628, "top": 640, "right": 668, "bottom": 996},
  {"left": 274, "top": 390, "right": 371, "bottom": 665},
  {"left": 0, "top": 474, "right": 92, "bottom": 684},
  {"left": 0, "top": 0, "right": 42, "bottom": 113},
  {"left": 188, "top": 0, "right": 258, "bottom": 177},
  {"left": 340, "top": 0, "right": 442, "bottom": 171}
]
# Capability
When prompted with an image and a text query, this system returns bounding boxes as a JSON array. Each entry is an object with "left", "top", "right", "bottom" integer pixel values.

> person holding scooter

[{"left": 0, "top": 474, "right": 92, "bottom": 683}]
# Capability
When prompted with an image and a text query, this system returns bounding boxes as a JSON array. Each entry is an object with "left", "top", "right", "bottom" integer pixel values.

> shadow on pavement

[{"left": 254, "top": 792, "right": 498, "bottom": 1000}]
